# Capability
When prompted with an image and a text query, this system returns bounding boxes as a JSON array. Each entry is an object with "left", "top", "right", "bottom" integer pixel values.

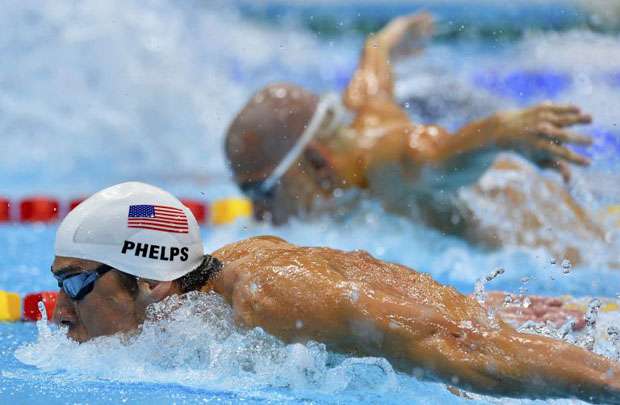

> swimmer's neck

[
  {"left": 199, "top": 262, "right": 236, "bottom": 300},
  {"left": 320, "top": 127, "right": 368, "bottom": 190}
]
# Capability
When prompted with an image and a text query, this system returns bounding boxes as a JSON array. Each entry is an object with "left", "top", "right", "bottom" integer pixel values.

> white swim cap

[{"left": 55, "top": 182, "right": 205, "bottom": 281}]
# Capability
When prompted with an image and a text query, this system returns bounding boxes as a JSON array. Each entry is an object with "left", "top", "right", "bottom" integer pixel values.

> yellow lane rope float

[
  {"left": 0, "top": 291, "right": 21, "bottom": 322},
  {"left": 211, "top": 198, "right": 253, "bottom": 225}
]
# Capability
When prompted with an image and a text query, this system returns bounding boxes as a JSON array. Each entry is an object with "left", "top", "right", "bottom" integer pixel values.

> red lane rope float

[
  {"left": 69, "top": 198, "right": 86, "bottom": 211},
  {"left": 0, "top": 198, "right": 10, "bottom": 222},
  {"left": 19, "top": 197, "right": 60, "bottom": 223},
  {"left": 181, "top": 199, "right": 208, "bottom": 223},
  {"left": 23, "top": 291, "right": 57, "bottom": 321},
  {"left": 1, "top": 196, "right": 239, "bottom": 224}
]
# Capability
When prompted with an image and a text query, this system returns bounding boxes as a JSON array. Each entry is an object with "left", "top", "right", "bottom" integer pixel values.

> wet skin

[
  {"left": 52, "top": 237, "right": 620, "bottom": 402},
  {"left": 209, "top": 236, "right": 620, "bottom": 403}
]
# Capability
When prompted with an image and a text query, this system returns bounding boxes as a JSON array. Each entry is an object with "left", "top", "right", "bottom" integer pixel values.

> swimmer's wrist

[{"left": 490, "top": 111, "right": 519, "bottom": 148}]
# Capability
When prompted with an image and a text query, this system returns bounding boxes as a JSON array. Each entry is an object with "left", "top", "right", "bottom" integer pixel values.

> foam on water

[{"left": 12, "top": 292, "right": 428, "bottom": 402}]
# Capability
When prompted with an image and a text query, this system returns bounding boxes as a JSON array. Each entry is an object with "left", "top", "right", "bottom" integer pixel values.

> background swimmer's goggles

[
  {"left": 251, "top": 93, "right": 350, "bottom": 197},
  {"left": 54, "top": 264, "right": 111, "bottom": 300},
  {"left": 240, "top": 180, "right": 277, "bottom": 204}
]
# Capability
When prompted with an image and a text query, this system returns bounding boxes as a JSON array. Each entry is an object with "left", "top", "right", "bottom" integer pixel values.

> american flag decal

[{"left": 127, "top": 205, "right": 189, "bottom": 233}]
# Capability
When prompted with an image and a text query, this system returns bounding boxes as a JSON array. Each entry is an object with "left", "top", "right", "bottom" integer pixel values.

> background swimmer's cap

[
  {"left": 55, "top": 182, "right": 205, "bottom": 281},
  {"left": 225, "top": 83, "right": 319, "bottom": 185}
]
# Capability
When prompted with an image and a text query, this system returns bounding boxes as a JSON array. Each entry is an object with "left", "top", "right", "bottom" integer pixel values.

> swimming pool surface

[{"left": 1, "top": 1, "right": 619, "bottom": 403}]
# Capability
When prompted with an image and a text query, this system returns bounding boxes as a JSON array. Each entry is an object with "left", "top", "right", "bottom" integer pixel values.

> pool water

[{"left": 1, "top": 0, "right": 620, "bottom": 403}]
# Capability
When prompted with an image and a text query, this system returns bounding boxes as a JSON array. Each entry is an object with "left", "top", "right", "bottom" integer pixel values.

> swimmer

[
  {"left": 52, "top": 183, "right": 619, "bottom": 403},
  {"left": 225, "top": 12, "right": 607, "bottom": 265}
]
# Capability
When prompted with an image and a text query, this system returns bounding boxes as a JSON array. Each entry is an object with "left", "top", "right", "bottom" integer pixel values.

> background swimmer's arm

[
  {"left": 407, "top": 103, "right": 593, "bottom": 173},
  {"left": 343, "top": 12, "right": 433, "bottom": 111},
  {"left": 369, "top": 103, "right": 594, "bottom": 196}
]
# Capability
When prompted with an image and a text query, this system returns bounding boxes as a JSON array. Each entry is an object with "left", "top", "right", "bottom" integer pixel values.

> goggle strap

[{"left": 260, "top": 93, "right": 342, "bottom": 192}]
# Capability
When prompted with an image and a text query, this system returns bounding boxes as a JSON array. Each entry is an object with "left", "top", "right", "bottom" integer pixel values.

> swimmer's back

[{"left": 210, "top": 236, "right": 486, "bottom": 326}]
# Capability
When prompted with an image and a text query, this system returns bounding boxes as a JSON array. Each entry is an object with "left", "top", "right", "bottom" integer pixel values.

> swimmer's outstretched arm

[
  {"left": 213, "top": 237, "right": 620, "bottom": 403},
  {"left": 362, "top": 103, "right": 594, "bottom": 202},
  {"left": 409, "top": 103, "right": 593, "bottom": 172},
  {"left": 344, "top": 12, "right": 433, "bottom": 111},
  {"left": 354, "top": 286, "right": 620, "bottom": 403},
  {"left": 344, "top": 12, "right": 593, "bottom": 183}
]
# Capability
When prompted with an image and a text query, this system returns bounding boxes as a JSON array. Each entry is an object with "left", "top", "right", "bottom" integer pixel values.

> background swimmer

[
  {"left": 225, "top": 13, "right": 607, "bottom": 265},
  {"left": 51, "top": 183, "right": 620, "bottom": 403}
]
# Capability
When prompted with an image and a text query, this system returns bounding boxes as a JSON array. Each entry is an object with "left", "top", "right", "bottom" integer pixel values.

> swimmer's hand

[
  {"left": 494, "top": 103, "right": 592, "bottom": 180},
  {"left": 379, "top": 12, "right": 434, "bottom": 60},
  {"left": 485, "top": 291, "right": 586, "bottom": 331}
]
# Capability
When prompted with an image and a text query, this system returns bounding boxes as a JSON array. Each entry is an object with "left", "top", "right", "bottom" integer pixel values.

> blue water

[{"left": 1, "top": 0, "right": 620, "bottom": 403}]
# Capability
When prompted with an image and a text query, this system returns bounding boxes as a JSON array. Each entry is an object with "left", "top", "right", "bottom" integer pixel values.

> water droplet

[
  {"left": 474, "top": 268, "right": 505, "bottom": 306},
  {"left": 558, "top": 318, "right": 576, "bottom": 340},
  {"left": 550, "top": 258, "right": 557, "bottom": 265},
  {"left": 608, "top": 326, "right": 620, "bottom": 360},
  {"left": 485, "top": 268, "right": 505, "bottom": 282},
  {"left": 561, "top": 259, "right": 572, "bottom": 273},
  {"left": 295, "top": 320, "right": 304, "bottom": 329},
  {"left": 580, "top": 298, "right": 601, "bottom": 351},
  {"left": 459, "top": 320, "right": 473, "bottom": 329},
  {"left": 249, "top": 282, "right": 258, "bottom": 295},
  {"left": 37, "top": 301, "right": 47, "bottom": 321}
]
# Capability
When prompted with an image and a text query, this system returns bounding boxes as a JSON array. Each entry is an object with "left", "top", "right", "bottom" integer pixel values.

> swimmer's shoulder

[
  {"left": 212, "top": 235, "right": 292, "bottom": 263},
  {"left": 208, "top": 236, "right": 294, "bottom": 297}
]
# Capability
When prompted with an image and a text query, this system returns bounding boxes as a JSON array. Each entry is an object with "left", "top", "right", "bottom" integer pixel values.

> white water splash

[
  {"left": 580, "top": 298, "right": 602, "bottom": 351},
  {"left": 473, "top": 267, "right": 505, "bottom": 318},
  {"left": 16, "top": 292, "right": 398, "bottom": 395}
]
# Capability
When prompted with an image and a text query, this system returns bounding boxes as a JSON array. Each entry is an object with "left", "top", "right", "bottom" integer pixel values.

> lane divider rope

[{"left": 0, "top": 196, "right": 253, "bottom": 225}]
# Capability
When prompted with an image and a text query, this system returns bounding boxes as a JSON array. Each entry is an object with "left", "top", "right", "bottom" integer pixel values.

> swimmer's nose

[{"left": 52, "top": 290, "right": 78, "bottom": 328}]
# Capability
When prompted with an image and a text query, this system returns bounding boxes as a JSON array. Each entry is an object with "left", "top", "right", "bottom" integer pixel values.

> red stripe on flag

[
  {"left": 128, "top": 225, "right": 189, "bottom": 233},
  {"left": 129, "top": 217, "right": 187, "bottom": 225},
  {"left": 127, "top": 220, "right": 188, "bottom": 228}
]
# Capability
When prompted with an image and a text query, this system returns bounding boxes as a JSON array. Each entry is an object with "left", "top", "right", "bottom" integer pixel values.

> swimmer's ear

[{"left": 136, "top": 279, "right": 175, "bottom": 304}]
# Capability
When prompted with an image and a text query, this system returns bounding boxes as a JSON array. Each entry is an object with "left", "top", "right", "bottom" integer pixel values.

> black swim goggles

[
  {"left": 240, "top": 180, "right": 277, "bottom": 204},
  {"left": 53, "top": 264, "right": 112, "bottom": 301}
]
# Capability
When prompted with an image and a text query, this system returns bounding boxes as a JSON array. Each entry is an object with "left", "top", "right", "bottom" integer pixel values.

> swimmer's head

[
  {"left": 225, "top": 83, "right": 339, "bottom": 223},
  {"left": 51, "top": 182, "right": 221, "bottom": 342}
]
